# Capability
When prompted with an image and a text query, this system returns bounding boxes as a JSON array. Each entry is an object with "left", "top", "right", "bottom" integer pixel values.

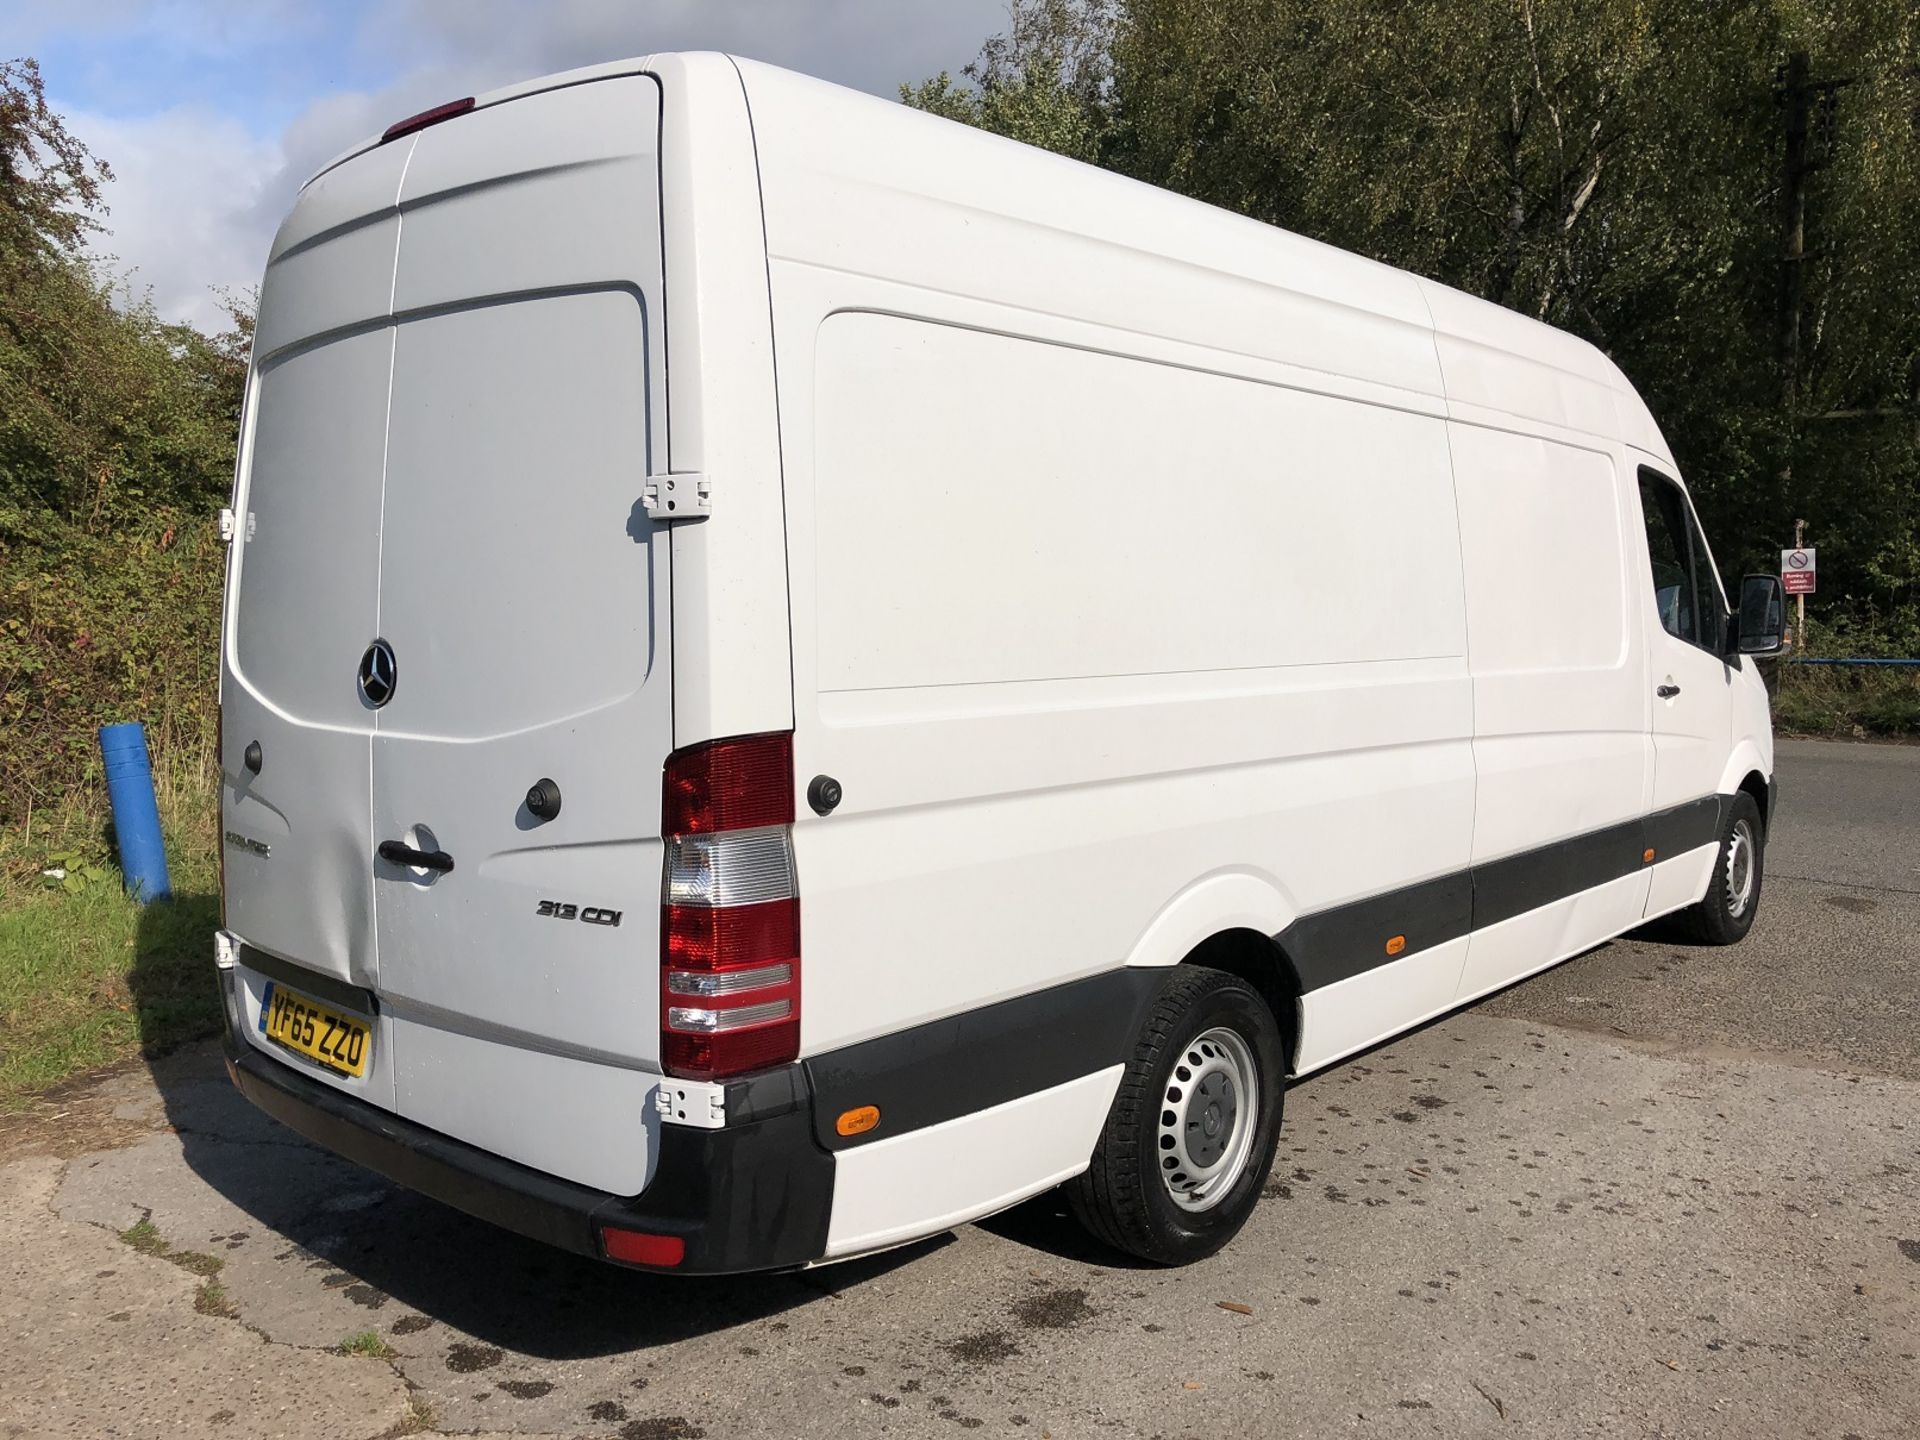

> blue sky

[{"left": 2, "top": 0, "right": 1007, "bottom": 330}]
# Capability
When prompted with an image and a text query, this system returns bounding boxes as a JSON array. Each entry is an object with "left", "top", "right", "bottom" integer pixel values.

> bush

[{"left": 1772, "top": 615, "right": 1920, "bottom": 738}]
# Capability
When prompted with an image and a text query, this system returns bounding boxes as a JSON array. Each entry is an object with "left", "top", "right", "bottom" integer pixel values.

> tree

[
  {"left": 0, "top": 56, "right": 108, "bottom": 260},
  {"left": 1, "top": 56, "right": 251, "bottom": 823},
  {"left": 908, "top": 1, "right": 1920, "bottom": 640},
  {"left": 902, "top": 0, "right": 1115, "bottom": 163}
]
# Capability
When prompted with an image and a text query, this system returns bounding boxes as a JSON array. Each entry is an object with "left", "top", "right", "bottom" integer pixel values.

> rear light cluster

[{"left": 660, "top": 732, "right": 800, "bottom": 1080}]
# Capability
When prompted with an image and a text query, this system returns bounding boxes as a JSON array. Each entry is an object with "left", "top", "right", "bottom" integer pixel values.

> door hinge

[
  {"left": 641, "top": 472, "right": 711, "bottom": 523},
  {"left": 218, "top": 507, "right": 255, "bottom": 543},
  {"left": 655, "top": 1078, "right": 727, "bottom": 1130}
]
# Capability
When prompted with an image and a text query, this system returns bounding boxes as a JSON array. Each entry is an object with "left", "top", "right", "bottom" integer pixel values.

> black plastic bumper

[{"left": 223, "top": 1025, "right": 834, "bottom": 1274}]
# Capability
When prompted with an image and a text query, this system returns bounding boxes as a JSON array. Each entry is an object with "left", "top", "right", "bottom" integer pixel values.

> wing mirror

[{"left": 1729, "top": 574, "right": 1786, "bottom": 658}]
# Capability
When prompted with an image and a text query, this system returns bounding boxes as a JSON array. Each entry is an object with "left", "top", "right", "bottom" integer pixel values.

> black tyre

[
  {"left": 1686, "top": 790, "right": 1765, "bottom": 945},
  {"left": 1068, "top": 965, "right": 1285, "bottom": 1265}
]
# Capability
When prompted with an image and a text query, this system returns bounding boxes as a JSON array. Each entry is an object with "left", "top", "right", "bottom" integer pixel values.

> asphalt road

[{"left": 3, "top": 739, "right": 1916, "bottom": 1439}]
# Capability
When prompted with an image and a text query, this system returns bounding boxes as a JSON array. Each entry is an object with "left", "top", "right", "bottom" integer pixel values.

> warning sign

[{"left": 1781, "top": 547, "right": 1816, "bottom": 595}]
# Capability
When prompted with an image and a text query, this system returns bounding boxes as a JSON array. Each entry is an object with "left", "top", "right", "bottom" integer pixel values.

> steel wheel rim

[
  {"left": 1157, "top": 1026, "right": 1260, "bottom": 1212},
  {"left": 1725, "top": 818, "right": 1757, "bottom": 918}
]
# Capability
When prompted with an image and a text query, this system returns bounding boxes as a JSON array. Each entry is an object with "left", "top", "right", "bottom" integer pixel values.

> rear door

[
  {"left": 222, "top": 140, "right": 413, "bottom": 1007},
  {"left": 367, "top": 80, "right": 674, "bottom": 1193}
]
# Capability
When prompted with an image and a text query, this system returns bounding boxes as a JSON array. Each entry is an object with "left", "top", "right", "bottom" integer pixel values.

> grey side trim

[
  {"left": 1642, "top": 794, "right": 1726, "bottom": 858},
  {"left": 1278, "top": 794, "right": 1731, "bottom": 992},
  {"left": 1472, "top": 815, "right": 1645, "bottom": 931},
  {"left": 804, "top": 967, "right": 1168, "bottom": 1152},
  {"left": 1282, "top": 870, "right": 1473, "bottom": 992}
]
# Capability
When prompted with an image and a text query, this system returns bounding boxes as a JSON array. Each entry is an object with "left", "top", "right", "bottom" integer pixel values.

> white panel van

[{"left": 215, "top": 54, "right": 1786, "bottom": 1271}]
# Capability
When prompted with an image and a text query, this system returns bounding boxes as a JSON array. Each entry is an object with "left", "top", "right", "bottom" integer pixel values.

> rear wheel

[
  {"left": 1686, "top": 790, "right": 1765, "bottom": 945},
  {"left": 1068, "top": 966, "right": 1285, "bottom": 1265}
]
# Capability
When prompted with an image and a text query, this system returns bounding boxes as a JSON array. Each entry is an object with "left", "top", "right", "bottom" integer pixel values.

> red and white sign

[{"left": 1781, "top": 547, "right": 1816, "bottom": 595}]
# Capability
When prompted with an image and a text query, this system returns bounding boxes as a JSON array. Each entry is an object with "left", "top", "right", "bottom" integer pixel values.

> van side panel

[
  {"left": 814, "top": 316, "right": 1463, "bottom": 691},
  {"left": 823, "top": 1066, "right": 1124, "bottom": 1258},
  {"left": 741, "top": 58, "right": 1476, "bottom": 1101},
  {"left": 791, "top": 301, "right": 1474, "bottom": 1052}
]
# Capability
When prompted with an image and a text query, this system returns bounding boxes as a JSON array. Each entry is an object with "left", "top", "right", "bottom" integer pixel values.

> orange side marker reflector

[
  {"left": 1384, "top": 935, "right": 1407, "bottom": 957},
  {"left": 836, "top": 1105, "right": 881, "bottom": 1137},
  {"left": 1643, "top": 848, "right": 1657, "bottom": 863}
]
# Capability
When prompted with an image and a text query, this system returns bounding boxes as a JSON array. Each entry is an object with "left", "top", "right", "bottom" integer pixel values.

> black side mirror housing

[{"left": 1732, "top": 573, "right": 1786, "bottom": 658}]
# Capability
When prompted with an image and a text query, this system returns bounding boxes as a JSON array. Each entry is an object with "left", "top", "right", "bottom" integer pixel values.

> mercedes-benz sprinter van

[{"left": 215, "top": 53, "right": 1785, "bottom": 1273}]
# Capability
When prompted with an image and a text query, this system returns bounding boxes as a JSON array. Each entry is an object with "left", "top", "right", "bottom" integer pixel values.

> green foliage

[
  {"left": 40, "top": 847, "right": 109, "bottom": 893},
  {"left": 1772, "top": 615, "right": 1920, "bottom": 736},
  {"left": 903, "top": 0, "right": 1114, "bottom": 163},
  {"left": 0, "top": 54, "right": 247, "bottom": 829},
  {"left": 909, "top": 1, "right": 1920, "bottom": 636}
]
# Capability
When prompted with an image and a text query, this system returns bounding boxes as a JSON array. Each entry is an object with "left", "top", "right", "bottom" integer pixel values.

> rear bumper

[{"left": 221, "top": 989, "right": 834, "bottom": 1274}]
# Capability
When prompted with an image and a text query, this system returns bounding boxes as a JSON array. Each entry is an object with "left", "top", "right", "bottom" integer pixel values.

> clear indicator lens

[
  {"left": 666, "top": 827, "right": 797, "bottom": 908},
  {"left": 666, "top": 962, "right": 792, "bottom": 997},
  {"left": 666, "top": 998, "right": 792, "bottom": 1033}
]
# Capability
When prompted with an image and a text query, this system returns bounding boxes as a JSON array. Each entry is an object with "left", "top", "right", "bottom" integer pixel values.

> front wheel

[
  {"left": 1686, "top": 790, "right": 1766, "bottom": 945},
  {"left": 1067, "top": 966, "right": 1285, "bottom": 1265}
]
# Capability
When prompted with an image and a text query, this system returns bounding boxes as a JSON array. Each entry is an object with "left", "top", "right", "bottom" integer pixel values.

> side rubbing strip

[
  {"left": 1472, "top": 816, "right": 1646, "bottom": 931},
  {"left": 805, "top": 968, "right": 1166, "bottom": 1152},
  {"left": 1281, "top": 870, "right": 1472, "bottom": 992},
  {"left": 1642, "top": 794, "right": 1725, "bottom": 860},
  {"left": 1279, "top": 794, "right": 1733, "bottom": 993}
]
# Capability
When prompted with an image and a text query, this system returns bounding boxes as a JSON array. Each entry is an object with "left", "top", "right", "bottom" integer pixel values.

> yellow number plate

[{"left": 260, "top": 982, "right": 370, "bottom": 1078}]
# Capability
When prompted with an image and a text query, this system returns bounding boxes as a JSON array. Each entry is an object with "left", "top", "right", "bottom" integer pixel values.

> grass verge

[
  {"left": 0, "top": 771, "right": 222, "bottom": 1108},
  {"left": 1773, "top": 660, "right": 1920, "bottom": 738}
]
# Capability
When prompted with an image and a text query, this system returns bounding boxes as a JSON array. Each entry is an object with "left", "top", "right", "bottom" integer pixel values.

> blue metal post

[{"left": 99, "top": 722, "right": 172, "bottom": 903}]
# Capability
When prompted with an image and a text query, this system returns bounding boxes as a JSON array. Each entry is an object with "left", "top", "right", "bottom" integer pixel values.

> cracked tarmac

[{"left": 2, "top": 739, "right": 1917, "bottom": 1438}]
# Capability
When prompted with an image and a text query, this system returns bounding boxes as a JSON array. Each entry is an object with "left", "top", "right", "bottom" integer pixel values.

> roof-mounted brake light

[{"left": 381, "top": 96, "right": 475, "bottom": 145}]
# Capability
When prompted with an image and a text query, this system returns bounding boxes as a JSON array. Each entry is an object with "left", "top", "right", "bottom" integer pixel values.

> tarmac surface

[{"left": 3, "top": 738, "right": 1916, "bottom": 1439}]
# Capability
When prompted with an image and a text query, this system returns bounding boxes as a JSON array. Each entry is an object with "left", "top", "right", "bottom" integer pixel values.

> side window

[
  {"left": 1638, "top": 472, "right": 1698, "bottom": 644},
  {"left": 1638, "top": 468, "right": 1727, "bottom": 651}
]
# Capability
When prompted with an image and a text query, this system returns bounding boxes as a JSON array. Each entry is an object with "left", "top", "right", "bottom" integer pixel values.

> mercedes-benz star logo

[{"left": 358, "top": 639, "right": 397, "bottom": 708}]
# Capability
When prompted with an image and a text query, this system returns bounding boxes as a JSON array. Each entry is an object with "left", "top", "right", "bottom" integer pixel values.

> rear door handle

[
  {"left": 1656, "top": 683, "right": 1681, "bottom": 698},
  {"left": 377, "top": 840, "right": 455, "bottom": 873}
]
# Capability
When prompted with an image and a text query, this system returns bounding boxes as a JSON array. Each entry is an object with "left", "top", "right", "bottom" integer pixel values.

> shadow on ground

[{"left": 125, "top": 895, "right": 972, "bottom": 1359}]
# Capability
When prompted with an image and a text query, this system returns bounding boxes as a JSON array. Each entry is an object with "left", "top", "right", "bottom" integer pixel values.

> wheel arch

[
  {"left": 1120, "top": 871, "right": 1304, "bottom": 1071},
  {"left": 1716, "top": 740, "right": 1773, "bottom": 828}
]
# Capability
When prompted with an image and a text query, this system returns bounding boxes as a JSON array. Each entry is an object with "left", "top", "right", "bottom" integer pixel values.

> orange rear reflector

[
  {"left": 1643, "top": 848, "right": 1657, "bottom": 863},
  {"left": 836, "top": 1105, "right": 881, "bottom": 1137},
  {"left": 1384, "top": 935, "right": 1407, "bottom": 957}
]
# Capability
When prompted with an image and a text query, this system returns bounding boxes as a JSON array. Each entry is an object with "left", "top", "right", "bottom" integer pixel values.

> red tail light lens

[
  {"left": 660, "top": 733, "right": 799, "bottom": 1080},
  {"left": 662, "top": 732, "right": 794, "bottom": 835}
]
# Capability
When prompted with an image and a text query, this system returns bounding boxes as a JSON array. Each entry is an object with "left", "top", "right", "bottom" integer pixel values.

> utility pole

[
  {"left": 1775, "top": 53, "right": 1853, "bottom": 411},
  {"left": 1773, "top": 53, "right": 1850, "bottom": 604},
  {"left": 1794, "top": 517, "right": 1806, "bottom": 646},
  {"left": 1778, "top": 52, "right": 1811, "bottom": 411}
]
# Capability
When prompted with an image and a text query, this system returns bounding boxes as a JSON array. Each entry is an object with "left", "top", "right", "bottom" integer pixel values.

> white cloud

[
  {"left": 69, "top": 104, "right": 279, "bottom": 333},
  {"left": 67, "top": 0, "right": 1010, "bottom": 332},
  {"left": 358, "top": 0, "right": 1010, "bottom": 100}
]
